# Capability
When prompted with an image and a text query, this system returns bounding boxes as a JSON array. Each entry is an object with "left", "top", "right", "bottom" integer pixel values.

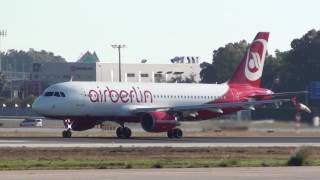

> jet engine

[{"left": 140, "top": 112, "right": 178, "bottom": 132}]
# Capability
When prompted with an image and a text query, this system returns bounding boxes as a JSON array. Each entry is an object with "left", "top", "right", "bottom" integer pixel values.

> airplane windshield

[
  {"left": 43, "top": 91, "right": 66, "bottom": 97},
  {"left": 44, "top": 92, "right": 54, "bottom": 96}
]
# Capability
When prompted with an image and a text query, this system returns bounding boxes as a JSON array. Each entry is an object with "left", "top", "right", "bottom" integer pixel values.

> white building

[{"left": 31, "top": 62, "right": 201, "bottom": 85}]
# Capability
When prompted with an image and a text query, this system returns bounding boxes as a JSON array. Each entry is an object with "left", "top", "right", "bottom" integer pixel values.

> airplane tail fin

[{"left": 228, "top": 32, "right": 269, "bottom": 87}]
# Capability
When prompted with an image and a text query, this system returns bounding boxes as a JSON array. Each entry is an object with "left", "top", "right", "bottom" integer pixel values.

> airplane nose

[{"left": 32, "top": 97, "right": 44, "bottom": 114}]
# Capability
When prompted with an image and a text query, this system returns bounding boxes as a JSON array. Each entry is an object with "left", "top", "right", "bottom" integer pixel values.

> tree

[
  {"left": 200, "top": 40, "right": 249, "bottom": 83},
  {"left": 200, "top": 62, "right": 215, "bottom": 83},
  {"left": 261, "top": 53, "right": 282, "bottom": 90},
  {"left": 277, "top": 29, "right": 320, "bottom": 91},
  {"left": 1, "top": 49, "right": 66, "bottom": 73},
  {"left": 0, "top": 72, "right": 8, "bottom": 97}
]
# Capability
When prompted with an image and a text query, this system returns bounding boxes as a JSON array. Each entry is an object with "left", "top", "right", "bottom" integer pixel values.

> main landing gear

[
  {"left": 62, "top": 119, "right": 72, "bottom": 138},
  {"left": 116, "top": 125, "right": 132, "bottom": 139},
  {"left": 167, "top": 128, "right": 183, "bottom": 139}
]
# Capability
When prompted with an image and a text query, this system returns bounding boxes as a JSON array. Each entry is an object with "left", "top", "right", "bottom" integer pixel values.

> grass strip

[{"left": 0, "top": 159, "right": 293, "bottom": 170}]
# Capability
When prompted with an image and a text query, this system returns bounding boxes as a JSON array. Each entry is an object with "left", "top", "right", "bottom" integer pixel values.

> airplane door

[{"left": 75, "top": 88, "right": 87, "bottom": 114}]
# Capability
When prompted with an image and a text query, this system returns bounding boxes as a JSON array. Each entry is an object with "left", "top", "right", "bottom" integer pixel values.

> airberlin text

[{"left": 88, "top": 86, "right": 153, "bottom": 104}]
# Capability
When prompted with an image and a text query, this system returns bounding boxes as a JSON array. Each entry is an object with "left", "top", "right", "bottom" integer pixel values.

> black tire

[
  {"left": 62, "top": 130, "right": 72, "bottom": 138},
  {"left": 66, "top": 130, "right": 72, "bottom": 138},
  {"left": 167, "top": 129, "right": 174, "bottom": 138},
  {"left": 116, "top": 127, "right": 124, "bottom": 138},
  {"left": 123, "top": 127, "right": 132, "bottom": 138},
  {"left": 173, "top": 128, "right": 183, "bottom": 139}
]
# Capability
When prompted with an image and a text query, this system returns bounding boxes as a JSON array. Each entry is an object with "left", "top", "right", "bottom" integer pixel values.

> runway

[
  {"left": 1, "top": 136, "right": 320, "bottom": 147},
  {"left": 1, "top": 167, "right": 319, "bottom": 180}
]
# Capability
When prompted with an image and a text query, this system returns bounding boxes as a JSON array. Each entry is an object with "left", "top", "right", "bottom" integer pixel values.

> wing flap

[
  {"left": 250, "top": 91, "right": 308, "bottom": 99},
  {"left": 133, "top": 99, "right": 290, "bottom": 113}
]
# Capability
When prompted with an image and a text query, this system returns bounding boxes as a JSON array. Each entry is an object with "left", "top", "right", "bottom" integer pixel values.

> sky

[{"left": 0, "top": 0, "right": 319, "bottom": 64}]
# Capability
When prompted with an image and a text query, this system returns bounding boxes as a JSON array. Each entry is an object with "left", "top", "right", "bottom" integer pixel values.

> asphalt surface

[
  {"left": 1, "top": 136, "right": 320, "bottom": 147},
  {"left": 1, "top": 167, "right": 319, "bottom": 180}
]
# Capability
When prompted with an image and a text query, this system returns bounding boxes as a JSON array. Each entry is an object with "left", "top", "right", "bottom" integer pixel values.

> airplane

[{"left": 32, "top": 32, "right": 310, "bottom": 139}]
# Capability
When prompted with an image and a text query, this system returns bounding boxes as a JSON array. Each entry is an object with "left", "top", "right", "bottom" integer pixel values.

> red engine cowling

[
  {"left": 70, "top": 119, "right": 98, "bottom": 131},
  {"left": 140, "top": 112, "right": 177, "bottom": 132}
]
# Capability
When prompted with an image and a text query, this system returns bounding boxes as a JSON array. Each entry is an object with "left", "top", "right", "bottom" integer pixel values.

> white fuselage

[{"left": 32, "top": 81, "right": 230, "bottom": 118}]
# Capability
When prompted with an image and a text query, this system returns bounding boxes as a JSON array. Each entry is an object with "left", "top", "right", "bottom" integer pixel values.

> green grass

[
  {"left": 0, "top": 146, "right": 319, "bottom": 170},
  {"left": 0, "top": 158, "right": 292, "bottom": 170}
]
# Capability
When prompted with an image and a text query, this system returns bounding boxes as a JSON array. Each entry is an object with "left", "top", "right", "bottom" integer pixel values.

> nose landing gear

[
  {"left": 62, "top": 119, "right": 72, "bottom": 138},
  {"left": 62, "top": 129, "right": 72, "bottom": 138}
]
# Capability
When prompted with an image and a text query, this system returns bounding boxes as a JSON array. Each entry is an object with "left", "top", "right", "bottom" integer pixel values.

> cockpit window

[
  {"left": 44, "top": 92, "right": 54, "bottom": 96},
  {"left": 43, "top": 91, "right": 66, "bottom": 97},
  {"left": 60, "top": 92, "right": 66, "bottom": 97},
  {"left": 54, "top": 92, "right": 61, "bottom": 97}
]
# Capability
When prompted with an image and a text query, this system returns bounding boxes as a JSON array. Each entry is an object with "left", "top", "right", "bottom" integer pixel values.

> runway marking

[
  {"left": 1, "top": 167, "right": 320, "bottom": 180},
  {"left": 0, "top": 140, "right": 28, "bottom": 143},
  {"left": 1, "top": 137, "right": 320, "bottom": 148},
  {"left": 1, "top": 143, "right": 320, "bottom": 148}
]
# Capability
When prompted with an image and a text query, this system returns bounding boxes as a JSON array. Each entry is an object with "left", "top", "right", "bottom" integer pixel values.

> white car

[{"left": 19, "top": 118, "right": 43, "bottom": 127}]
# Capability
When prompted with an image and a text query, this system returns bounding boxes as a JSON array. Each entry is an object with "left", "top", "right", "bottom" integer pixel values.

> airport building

[
  {"left": 31, "top": 62, "right": 200, "bottom": 84},
  {"left": 25, "top": 54, "right": 202, "bottom": 96}
]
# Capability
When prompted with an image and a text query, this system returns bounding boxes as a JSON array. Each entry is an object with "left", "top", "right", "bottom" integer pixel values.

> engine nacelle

[
  {"left": 70, "top": 119, "right": 98, "bottom": 131},
  {"left": 141, "top": 112, "right": 178, "bottom": 132}
]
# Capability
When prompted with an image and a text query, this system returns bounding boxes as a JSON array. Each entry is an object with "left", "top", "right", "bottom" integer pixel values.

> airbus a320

[{"left": 32, "top": 32, "right": 310, "bottom": 139}]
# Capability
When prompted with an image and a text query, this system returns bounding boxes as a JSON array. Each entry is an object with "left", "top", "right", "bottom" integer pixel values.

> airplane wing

[
  {"left": 249, "top": 91, "right": 308, "bottom": 99},
  {"left": 133, "top": 99, "right": 290, "bottom": 113}
]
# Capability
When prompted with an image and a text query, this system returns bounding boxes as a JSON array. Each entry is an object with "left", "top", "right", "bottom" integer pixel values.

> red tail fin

[{"left": 228, "top": 32, "right": 269, "bottom": 87}]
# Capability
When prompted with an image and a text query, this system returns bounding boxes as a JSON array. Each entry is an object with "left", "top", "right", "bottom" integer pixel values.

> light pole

[
  {"left": 0, "top": 29, "right": 7, "bottom": 72},
  {"left": 111, "top": 44, "right": 126, "bottom": 82}
]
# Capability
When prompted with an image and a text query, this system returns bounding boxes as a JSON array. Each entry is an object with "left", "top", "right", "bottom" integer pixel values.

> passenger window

[
  {"left": 44, "top": 92, "right": 54, "bottom": 97},
  {"left": 54, "top": 92, "right": 61, "bottom": 97}
]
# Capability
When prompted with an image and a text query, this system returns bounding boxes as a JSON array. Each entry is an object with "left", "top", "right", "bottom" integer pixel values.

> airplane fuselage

[
  {"left": 33, "top": 81, "right": 272, "bottom": 121},
  {"left": 32, "top": 32, "right": 287, "bottom": 139}
]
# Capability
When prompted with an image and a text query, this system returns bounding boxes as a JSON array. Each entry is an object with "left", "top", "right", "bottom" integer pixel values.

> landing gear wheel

[
  {"left": 173, "top": 128, "right": 183, "bottom": 139},
  {"left": 123, "top": 127, "right": 132, "bottom": 138},
  {"left": 116, "top": 127, "right": 124, "bottom": 138},
  {"left": 62, "top": 130, "right": 72, "bottom": 138},
  {"left": 167, "top": 128, "right": 183, "bottom": 139},
  {"left": 167, "top": 129, "right": 174, "bottom": 138},
  {"left": 116, "top": 127, "right": 132, "bottom": 139}
]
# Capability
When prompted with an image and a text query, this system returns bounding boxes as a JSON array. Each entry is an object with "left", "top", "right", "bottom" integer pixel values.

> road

[
  {"left": 1, "top": 136, "right": 320, "bottom": 147},
  {"left": 0, "top": 167, "right": 319, "bottom": 180}
]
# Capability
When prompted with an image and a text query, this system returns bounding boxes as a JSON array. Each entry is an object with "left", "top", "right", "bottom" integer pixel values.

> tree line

[
  {"left": 0, "top": 49, "right": 66, "bottom": 106},
  {"left": 200, "top": 29, "right": 320, "bottom": 93},
  {"left": 200, "top": 29, "right": 320, "bottom": 119}
]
